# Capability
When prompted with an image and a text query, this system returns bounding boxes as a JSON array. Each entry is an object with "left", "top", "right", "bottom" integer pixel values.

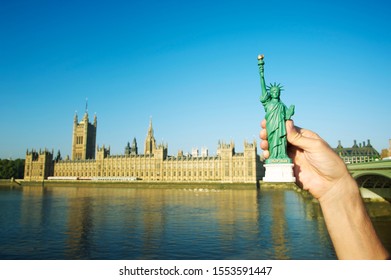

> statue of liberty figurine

[{"left": 258, "top": 54, "right": 295, "bottom": 164}]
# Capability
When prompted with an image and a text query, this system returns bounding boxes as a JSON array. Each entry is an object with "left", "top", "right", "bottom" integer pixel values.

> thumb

[{"left": 286, "top": 120, "right": 318, "bottom": 151}]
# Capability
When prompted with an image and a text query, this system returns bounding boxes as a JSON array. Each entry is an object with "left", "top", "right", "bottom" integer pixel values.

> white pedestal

[{"left": 263, "top": 163, "right": 296, "bottom": 182}]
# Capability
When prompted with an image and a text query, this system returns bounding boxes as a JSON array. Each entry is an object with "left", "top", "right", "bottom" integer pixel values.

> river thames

[{"left": 0, "top": 185, "right": 390, "bottom": 260}]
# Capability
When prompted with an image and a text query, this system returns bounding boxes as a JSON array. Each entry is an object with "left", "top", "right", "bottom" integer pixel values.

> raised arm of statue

[
  {"left": 286, "top": 104, "right": 295, "bottom": 120},
  {"left": 258, "top": 55, "right": 269, "bottom": 104},
  {"left": 258, "top": 54, "right": 295, "bottom": 163}
]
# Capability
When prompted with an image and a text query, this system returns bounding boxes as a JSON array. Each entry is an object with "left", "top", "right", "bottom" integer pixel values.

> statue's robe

[{"left": 261, "top": 96, "right": 289, "bottom": 159}]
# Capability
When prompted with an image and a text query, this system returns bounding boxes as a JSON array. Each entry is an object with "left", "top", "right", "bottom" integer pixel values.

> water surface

[{"left": 0, "top": 185, "right": 390, "bottom": 259}]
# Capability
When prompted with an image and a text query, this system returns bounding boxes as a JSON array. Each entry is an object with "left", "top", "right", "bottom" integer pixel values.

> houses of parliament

[{"left": 24, "top": 111, "right": 263, "bottom": 184}]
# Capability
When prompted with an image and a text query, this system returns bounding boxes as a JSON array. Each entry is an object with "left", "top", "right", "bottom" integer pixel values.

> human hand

[
  {"left": 261, "top": 119, "right": 390, "bottom": 260},
  {"left": 260, "top": 119, "right": 351, "bottom": 200}
]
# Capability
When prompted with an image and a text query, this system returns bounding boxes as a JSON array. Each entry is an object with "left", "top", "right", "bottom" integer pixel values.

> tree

[{"left": 0, "top": 159, "right": 25, "bottom": 179}]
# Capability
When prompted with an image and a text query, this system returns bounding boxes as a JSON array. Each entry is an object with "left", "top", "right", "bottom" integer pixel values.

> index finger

[{"left": 261, "top": 119, "right": 266, "bottom": 129}]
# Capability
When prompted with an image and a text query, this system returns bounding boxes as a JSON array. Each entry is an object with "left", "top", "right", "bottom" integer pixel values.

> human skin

[{"left": 260, "top": 119, "right": 389, "bottom": 259}]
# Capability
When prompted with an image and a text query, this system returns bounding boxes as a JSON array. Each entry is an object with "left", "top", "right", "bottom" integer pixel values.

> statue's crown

[{"left": 266, "top": 82, "right": 284, "bottom": 91}]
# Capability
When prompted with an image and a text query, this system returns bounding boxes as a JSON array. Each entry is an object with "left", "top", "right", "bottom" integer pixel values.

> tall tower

[
  {"left": 131, "top": 137, "right": 138, "bottom": 155},
  {"left": 125, "top": 138, "right": 138, "bottom": 156},
  {"left": 218, "top": 140, "right": 235, "bottom": 182},
  {"left": 72, "top": 111, "right": 97, "bottom": 160},
  {"left": 389, "top": 139, "right": 391, "bottom": 157},
  {"left": 144, "top": 118, "right": 156, "bottom": 156}
]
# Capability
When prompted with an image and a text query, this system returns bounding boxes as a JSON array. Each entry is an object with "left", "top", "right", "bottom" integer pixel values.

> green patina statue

[{"left": 258, "top": 54, "right": 295, "bottom": 163}]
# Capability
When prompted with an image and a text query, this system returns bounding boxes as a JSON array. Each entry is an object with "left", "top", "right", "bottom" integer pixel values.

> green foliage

[{"left": 0, "top": 158, "right": 25, "bottom": 179}]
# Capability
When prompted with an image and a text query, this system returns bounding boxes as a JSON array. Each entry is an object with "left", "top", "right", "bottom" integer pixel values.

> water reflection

[
  {"left": 66, "top": 195, "right": 94, "bottom": 259},
  {"left": 270, "top": 190, "right": 289, "bottom": 259},
  {"left": 0, "top": 185, "right": 389, "bottom": 259}
]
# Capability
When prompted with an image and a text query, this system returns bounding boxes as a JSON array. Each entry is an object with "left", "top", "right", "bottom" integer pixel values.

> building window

[
  {"left": 247, "top": 161, "right": 253, "bottom": 176},
  {"left": 224, "top": 162, "right": 229, "bottom": 176},
  {"left": 76, "top": 136, "right": 84, "bottom": 145}
]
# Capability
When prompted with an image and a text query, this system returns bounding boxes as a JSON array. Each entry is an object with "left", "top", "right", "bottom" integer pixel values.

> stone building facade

[
  {"left": 24, "top": 149, "right": 54, "bottom": 181},
  {"left": 72, "top": 112, "right": 97, "bottom": 160},
  {"left": 25, "top": 113, "right": 263, "bottom": 184},
  {"left": 334, "top": 140, "right": 380, "bottom": 164}
]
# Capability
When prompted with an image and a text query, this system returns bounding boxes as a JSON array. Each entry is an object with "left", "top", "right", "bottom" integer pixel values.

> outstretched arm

[
  {"left": 285, "top": 105, "right": 295, "bottom": 120},
  {"left": 258, "top": 55, "right": 269, "bottom": 104},
  {"left": 260, "top": 119, "right": 389, "bottom": 259}
]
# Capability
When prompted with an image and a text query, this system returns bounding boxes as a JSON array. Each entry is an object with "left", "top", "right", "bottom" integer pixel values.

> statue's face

[{"left": 270, "top": 86, "right": 280, "bottom": 98}]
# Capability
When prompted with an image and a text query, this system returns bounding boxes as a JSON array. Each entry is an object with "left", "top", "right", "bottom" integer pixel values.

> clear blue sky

[{"left": 1, "top": 0, "right": 390, "bottom": 159}]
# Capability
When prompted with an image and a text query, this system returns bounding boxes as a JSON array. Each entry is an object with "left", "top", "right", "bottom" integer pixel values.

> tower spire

[
  {"left": 148, "top": 116, "right": 153, "bottom": 135},
  {"left": 144, "top": 117, "right": 156, "bottom": 155},
  {"left": 85, "top": 97, "right": 88, "bottom": 113}
]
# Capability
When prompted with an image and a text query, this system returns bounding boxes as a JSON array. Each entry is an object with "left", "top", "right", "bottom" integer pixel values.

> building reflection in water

[
  {"left": 66, "top": 195, "right": 94, "bottom": 259},
  {"left": 14, "top": 185, "right": 355, "bottom": 259},
  {"left": 270, "top": 190, "right": 290, "bottom": 259},
  {"left": 257, "top": 188, "right": 334, "bottom": 260}
]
